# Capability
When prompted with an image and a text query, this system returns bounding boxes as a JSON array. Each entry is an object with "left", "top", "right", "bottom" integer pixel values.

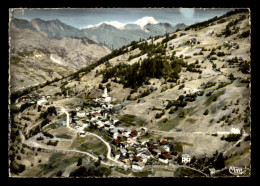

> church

[{"left": 102, "top": 87, "right": 112, "bottom": 103}]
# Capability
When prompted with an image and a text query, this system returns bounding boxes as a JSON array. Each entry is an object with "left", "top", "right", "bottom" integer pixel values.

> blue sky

[{"left": 11, "top": 8, "right": 233, "bottom": 29}]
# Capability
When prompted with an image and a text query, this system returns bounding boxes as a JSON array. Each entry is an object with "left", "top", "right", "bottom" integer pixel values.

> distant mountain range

[
  {"left": 80, "top": 17, "right": 187, "bottom": 49},
  {"left": 11, "top": 17, "right": 187, "bottom": 50},
  {"left": 11, "top": 18, "right": 92, "bottom": 41}
]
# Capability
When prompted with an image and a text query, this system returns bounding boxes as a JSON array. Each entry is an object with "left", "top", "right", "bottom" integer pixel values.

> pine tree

[
  {"left": 77, "top": 157, "right": 82, "bottom": 166},
  {"left": 213, "top": 152, "right": 225, "bottom": 169}
]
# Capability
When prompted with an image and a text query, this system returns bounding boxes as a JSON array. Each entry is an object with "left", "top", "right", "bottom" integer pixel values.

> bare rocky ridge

[{"left": 9, "top": 23, "right": 111, "bottom": 93}]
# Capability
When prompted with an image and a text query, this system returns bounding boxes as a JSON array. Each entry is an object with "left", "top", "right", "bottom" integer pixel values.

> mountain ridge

[
  {"left": 11, "top": 17, "right": 186, "bottom": 50},
  {"left": 9, "top": 20, "right": 111, "bottom": 93},
  {"left": 81, "top": 20, "right": 187, "bottom": 49},
  {"left": 11, "top": 18, "right": 94, "bottom": 42}
]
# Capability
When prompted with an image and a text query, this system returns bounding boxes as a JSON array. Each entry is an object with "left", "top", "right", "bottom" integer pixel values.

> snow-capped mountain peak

[
  {"left": 81, "top": 21, "right": 126, "bottom": 30},
  {"left": 105, "top": 21, "right": 126, "bottom": 29},
  {"left": 80, "top": 17, "right": 158, "bottom": 30}
]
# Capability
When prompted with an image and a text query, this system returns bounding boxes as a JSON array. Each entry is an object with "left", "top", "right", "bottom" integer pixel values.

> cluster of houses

[
  {"left": 69, "top": 88, "right": 120, "bottom": 136},
  {"left": 186, "top": 38, "right": 202, "bottom": 46},
  {"left": 109, "top": 128, "right": 192, "bottom": 172},
  {"left": 68, "top": 88, "right": 192, "bottom": 172},
  {"left": 18, "top": 88, "right": 194, "bottom": 172},
  {"left": 17, "top": 93, "right": 55, "bottom": 104},
  {"left": 17, "top": 94, "right": 40, "bottom": 103}
]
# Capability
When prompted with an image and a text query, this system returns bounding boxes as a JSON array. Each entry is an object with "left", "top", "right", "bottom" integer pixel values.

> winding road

[
  {"left": 19, "top": 130, "right": 121, "bottom": 167},
  {"left": 223, "top": 132, "right": 249, "bottom": 155},
  {"left": 60, "top": 107, "right": 125, "bottom": 167},
  {"left": 19, "top": 105, "right": 248, "bottom": 175},
  {"left": 150, "top": 129, "right": 245, "bottom": 136},
  {"left": 19, "top": 107, "right": 126, "bottom": 169}
]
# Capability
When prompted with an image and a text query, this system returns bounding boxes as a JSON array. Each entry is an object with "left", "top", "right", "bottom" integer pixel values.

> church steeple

[{"left": 102, "top": 87, "right": 108, "bottom": 98}]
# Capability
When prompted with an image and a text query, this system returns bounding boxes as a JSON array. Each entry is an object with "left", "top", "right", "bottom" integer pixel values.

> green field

[
  {"left": 55, "top": 133, "right": 72, "bottom": 139},
  {"left": 185, "top": 118, "right": 197, "bottom": 124},
  {"left": 173, "top": 142, "right": 183, "bottom": 152},
  {"left": 119, "top": 114, "right": 146, "bottom": 127},
  {"left": 43, "top": 123, "right": 58, "bottom": 130},
  {"left": 77, "top": 141, "right": 108, "bottom": 156},
  {"left": 36, "top": 153, "right": 86, "bottom": 176},
  {"left": 70, "top": 136, "right": 92, "bottom": 149},
  {"left": 204, "top": 90, "right": 225, "bottom": 106},
  {"left": 132, "top": 170, "right": 153, "bottom": 177},
  {"left": 174, "top": 168, "right": 205, "bottom": 177},
  {"left": 157, "top": 117, "right": 183, "bottom": 131},
  {"left": 225, "top": 146, "right": 250, "bottom": 166},
  {"left": 36, "top": 152, "right": 64, "bottom": 176},
  {"left": 115, "top": 167, "right": 131, "bottom": 175}
]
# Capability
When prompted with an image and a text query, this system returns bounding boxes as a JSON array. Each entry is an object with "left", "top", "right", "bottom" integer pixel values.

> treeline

[
  {"left": 218, "top": 9, "right": 249, "bottom": 19},
  {"left": 185, "top": 16, "right": 218, "bottom": 30},
  {"left": 129, "top": 40, "right": 167, "bottom": 58},
  {"left": 185, "top": 8, "right": 249, "bottom": 31},
  {"left": 102, "top": 53, "right": 187, "bottom": 89}
]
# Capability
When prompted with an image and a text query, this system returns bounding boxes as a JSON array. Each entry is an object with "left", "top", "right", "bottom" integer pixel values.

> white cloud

[{"left": 80, "top": 16, "right": 158, "bottom": 30}]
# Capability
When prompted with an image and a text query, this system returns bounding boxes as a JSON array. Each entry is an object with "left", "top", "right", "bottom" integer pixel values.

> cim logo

[{"left": 229, "top": 166, "right": 246, "bottom": 176}]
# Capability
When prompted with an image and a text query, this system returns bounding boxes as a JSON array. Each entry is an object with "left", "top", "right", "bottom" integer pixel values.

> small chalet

[
  {"left": 113, "top": 151, "right": 121, "bottom": 160},
  {"left": 130, "top": 130, "right": 138, "bottom": 137},
  {"left": 148, "top": 144, "right": 156, "bottom": 150},
  {"left": 159, "top": 158, "right": 169, "bottom": 164},
  {"left": 112, "top": 138, "right": 121, "bottom": 146},
  {"left": 158, "top": 152, "right": 171, "bottom": 164},
  {"left": 162, "top": 145, "right": 170, "bottom": 152},
  {"left": 181, "top": 154, "right": 191, "bottom": 164},
  {"left": 77, "top": 112, "right": 86, "bottom": 118},
  {"left": 120, "top": 148, "right": 127, "bottom": 156},
  {"left": 92, "top": 112, "right": 101, "bottom": 117},
  {"left": 209, "top": 168, "right": 216, "bottom": 175},
  {"left": 139, "top": 139, "right": 149, "bottom": 145},
  {"left": 122, "top": 159, "right": 130, "bottom": 164},
  {"left": 140, "top": 127, "right": 148, "bottom": 133},
  {"left": 160, "top": 140, "right": 168, "bottom": 145},
  {"left": 113, "top": 119, "right": 120, "bottom": 125},
  {"left": 140, "top": 154, "right": 150, "bottom": 161},
  {"left": 159, "top": 152, "right": 171, "bottom": 159},
  {"left": 133, "top": 156, "right": 142, "bottom": 162},
  {"left": 132, "top": 164, "right": 144, "bottom": 172}
]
